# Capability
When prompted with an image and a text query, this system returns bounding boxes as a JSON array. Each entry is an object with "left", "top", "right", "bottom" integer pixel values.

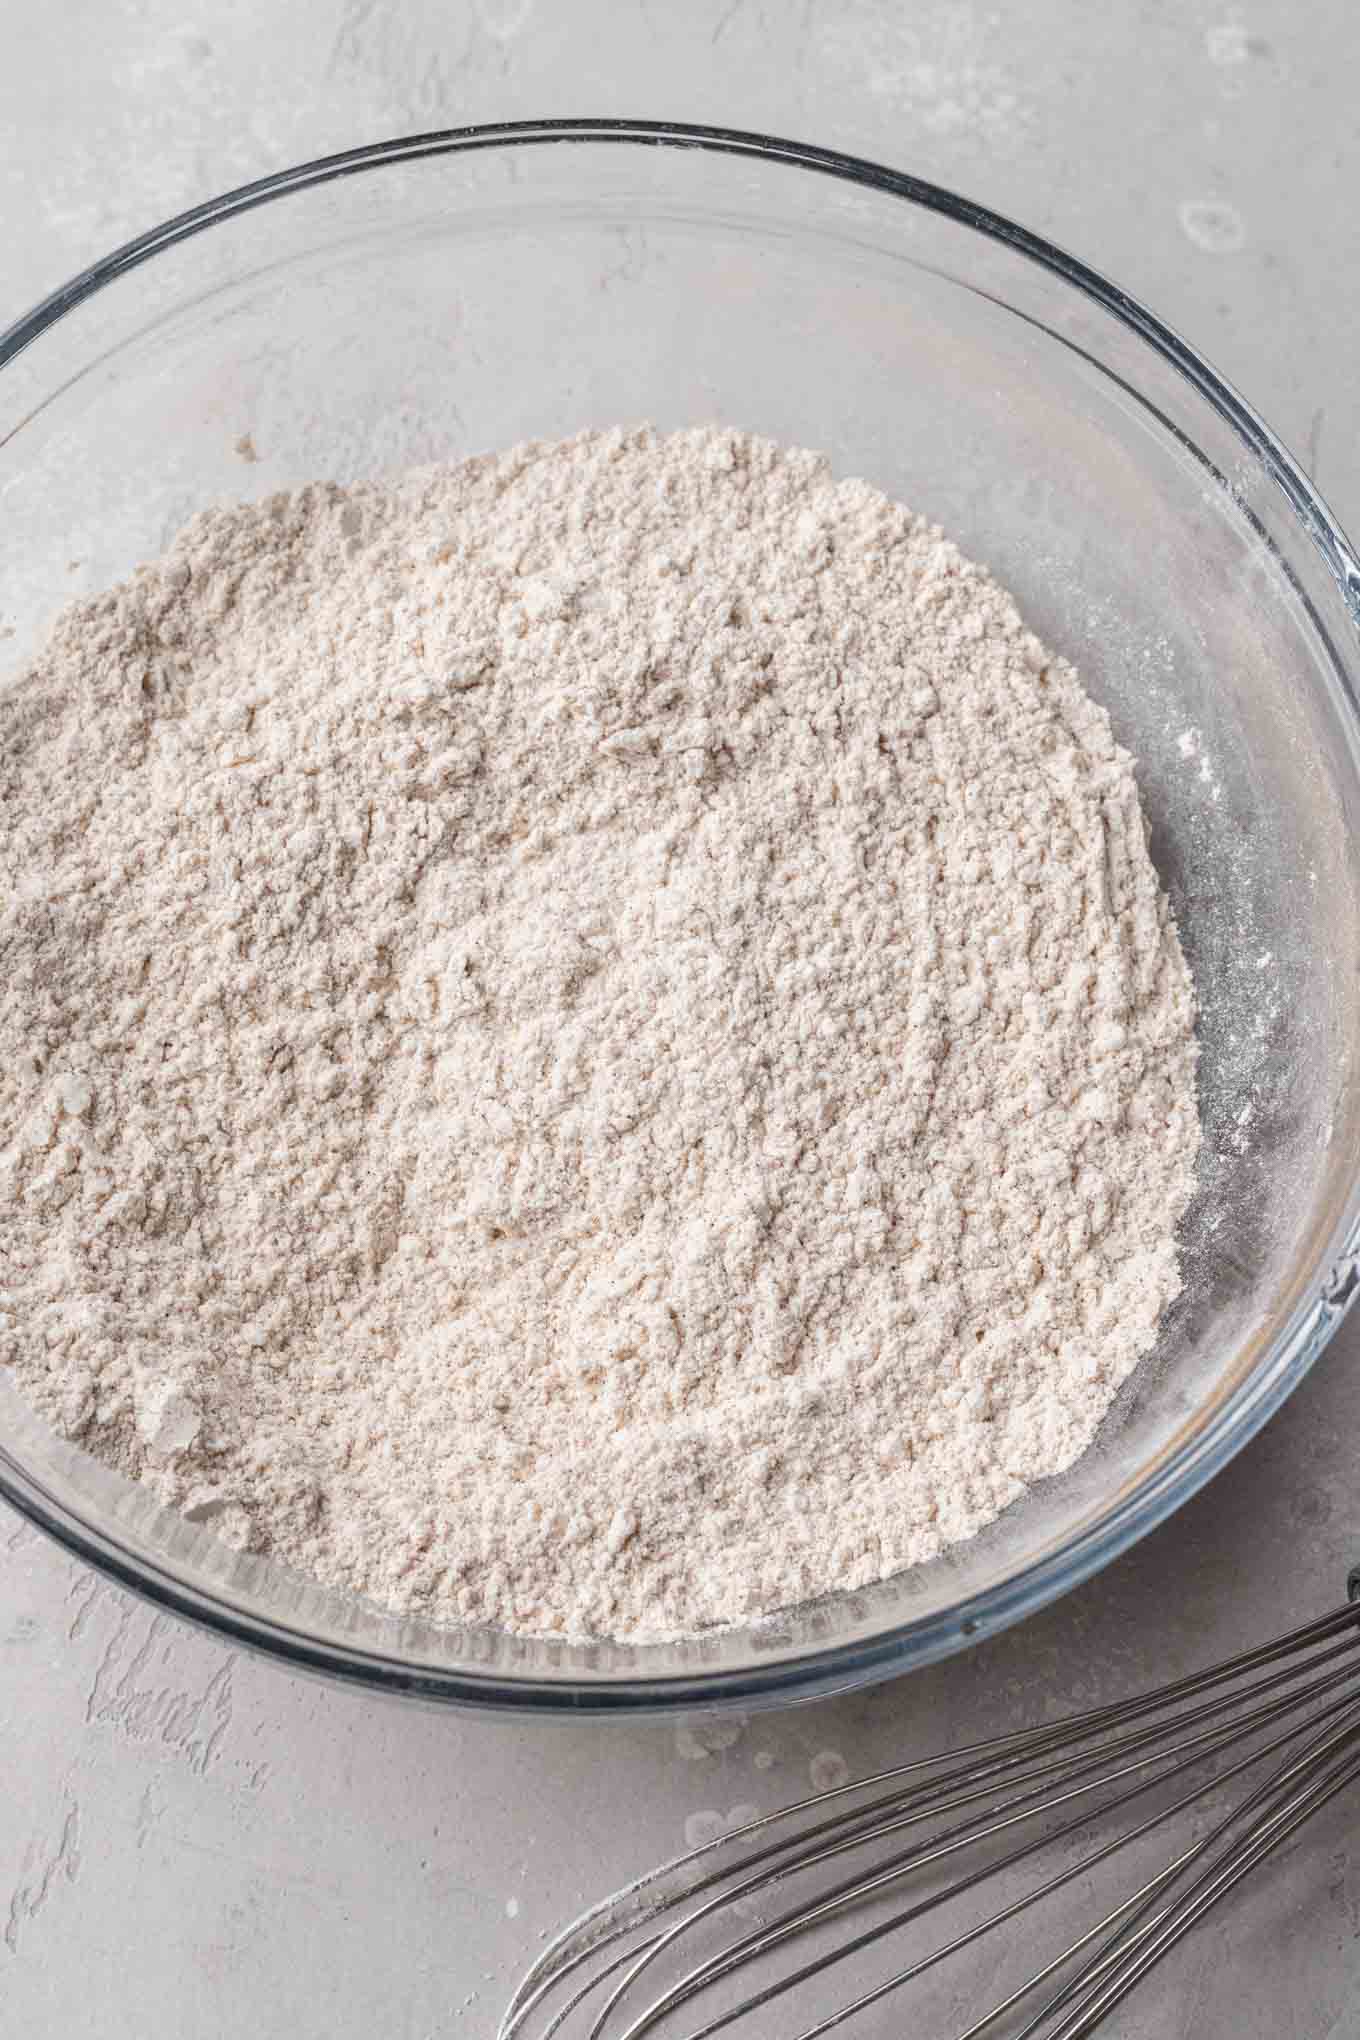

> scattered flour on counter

[
  {"left": 676, "top": 1715, "right": 747, "bottom": 1761},
  {"left": 0, "top": 426, "right": 1200, "bottom": 1642},
  {"left": 809, "top": 1750, "right": 851, "bottom": 1794},
  {"left": 1176, "top": 725, "right": 1222, "bottom": 801},
  {"left": 683, "top": 1805, "right": 759, "bottom": 1852},
  {"left": 683, "top": 1810, "right": 728, "bottom": 1851}
]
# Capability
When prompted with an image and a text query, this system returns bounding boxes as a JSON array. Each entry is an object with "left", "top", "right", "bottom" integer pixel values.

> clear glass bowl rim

[{"left": 2, "top": 118, "right": 1359, "bottom": 1713}]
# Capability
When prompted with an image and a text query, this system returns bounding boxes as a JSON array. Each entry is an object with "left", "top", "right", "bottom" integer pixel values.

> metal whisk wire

[{"left": 500, "top": 1587, "right": 1360, "bottom": 2040}]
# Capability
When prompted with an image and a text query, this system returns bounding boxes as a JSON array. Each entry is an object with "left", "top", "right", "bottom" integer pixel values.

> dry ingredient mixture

[{"left": 0, "top": 427, "right": 1200, "bottom": 1642}]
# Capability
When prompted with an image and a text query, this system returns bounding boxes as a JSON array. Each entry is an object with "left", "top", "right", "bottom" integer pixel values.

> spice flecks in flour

[{"left": 0, "top": 427, "right": 1200, "bottom": 1641}]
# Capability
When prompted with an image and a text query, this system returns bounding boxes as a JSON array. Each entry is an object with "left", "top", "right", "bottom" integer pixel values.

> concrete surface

[{"left": 2, "top": 3, "right": 1359, "bottom": 2034}]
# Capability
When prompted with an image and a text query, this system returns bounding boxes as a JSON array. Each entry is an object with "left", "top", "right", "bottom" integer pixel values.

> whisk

[{"left": 500, "top": 1569, "right": 1360, "bottom": 2040}]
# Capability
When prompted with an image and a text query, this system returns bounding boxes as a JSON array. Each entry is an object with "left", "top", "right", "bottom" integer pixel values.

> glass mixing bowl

[{"left": 3, "top": 122, "right": 1360, "bottom": 1713}]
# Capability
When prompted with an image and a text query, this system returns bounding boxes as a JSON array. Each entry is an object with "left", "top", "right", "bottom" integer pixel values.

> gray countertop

[{"left": 3, "top": 4, "right": 1358, "bottom": 2034}]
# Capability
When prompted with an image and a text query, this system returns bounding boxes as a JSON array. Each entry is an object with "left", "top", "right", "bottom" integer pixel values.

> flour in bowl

[{"left": 0, "top": 426, "right": 1199, "bottom": 1640}]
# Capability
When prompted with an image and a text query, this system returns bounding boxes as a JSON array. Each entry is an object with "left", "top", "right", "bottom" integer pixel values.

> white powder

[{"left": 0, "top": 426, "right": 1199, "bottom": 1642}]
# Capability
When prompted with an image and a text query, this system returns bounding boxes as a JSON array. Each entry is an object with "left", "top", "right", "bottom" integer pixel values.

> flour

[{"left": 0, "top": 426, "right": 1200, "bottom": 1642}]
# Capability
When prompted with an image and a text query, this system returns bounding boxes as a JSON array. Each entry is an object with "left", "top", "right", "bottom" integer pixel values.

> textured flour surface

[{"left": 0, "top": 427, "right": 1199, "bottom": 1642}]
